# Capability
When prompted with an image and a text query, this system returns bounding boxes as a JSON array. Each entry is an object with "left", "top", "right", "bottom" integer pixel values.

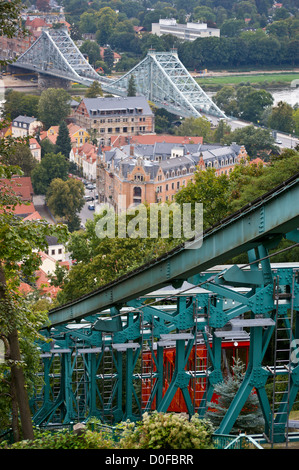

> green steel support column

[
  {"left": 155, "top": 344, "right": 164, "bottom": 409},
  {"left": 63, "top": 352, "right": 75, "bottom": 423},
  {"left": 33, "top": 356, "right": 52, "bottom": 423},
  {"left": 115, "top": 350, "right": 124, "bottom": 422},
  {"left": 125, "top": 348, "right": 135, "bottom": 421},
  {"left": 256, "top": 386, "right": 272, "bottom": 437},
  {"left": 157, "top": 339, "right": 191, "bottom": 413},
  {"left": 89, "top": 352, "right": 101, "bottom": 419},
  {"left": 216, "top": 326, "right": 265, "bottom": 435}
]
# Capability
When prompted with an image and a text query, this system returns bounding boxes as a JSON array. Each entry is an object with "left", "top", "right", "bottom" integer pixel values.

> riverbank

[{"left": 193, "top": 70, "right": 299, "bottom": 92}]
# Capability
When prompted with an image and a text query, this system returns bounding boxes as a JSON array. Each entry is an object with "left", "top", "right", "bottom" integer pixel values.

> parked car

[
  {"left": 86, "top": 184, "right": 96, "bottom": 190},
  {"left": 275, "top": 139, "right": 282, "bottom": 145},
  {"left": 84, "top": 195, "right": 93, "bottom": 201},
  {"left": 88, "top": 204, "right": 95, "bottom": 210}
]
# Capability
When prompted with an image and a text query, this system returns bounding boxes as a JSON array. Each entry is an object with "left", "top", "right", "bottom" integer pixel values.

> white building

[
  {"left": 70, "top": 142, "right": 98, "bottom": 181},
  {"left": 151, "top": 19, "right": 220, "bottom": 41},
  {"left": 11, "top": 115, "right": 42, "bottom": 138}
]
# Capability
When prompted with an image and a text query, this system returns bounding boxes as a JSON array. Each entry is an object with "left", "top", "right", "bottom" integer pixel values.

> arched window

[{"left": 133, "top": 187, "right": 142, "bottom": 197}]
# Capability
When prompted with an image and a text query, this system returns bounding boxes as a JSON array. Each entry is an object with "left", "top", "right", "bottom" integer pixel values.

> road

[
  {"left": 79, "top": 186, "right": 98, "bottom": 227},
  {"left": 208, "top": 115, "right": 298, "bottom": 149}
]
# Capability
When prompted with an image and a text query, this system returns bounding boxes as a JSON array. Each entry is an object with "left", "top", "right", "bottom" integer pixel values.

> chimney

[{"left": 130, "top": 144, "right": 134, "bottom": 156}]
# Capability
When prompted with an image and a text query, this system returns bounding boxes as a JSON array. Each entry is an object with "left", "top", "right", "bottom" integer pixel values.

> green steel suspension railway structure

[{"left": 33, "top": 173, "right": 299, "bottom": 445}]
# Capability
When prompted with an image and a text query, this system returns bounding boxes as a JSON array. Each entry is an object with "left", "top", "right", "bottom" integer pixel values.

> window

[
  {"left": 51, "top": 249, "right": 55, "bottom": 255},
  {"left": 123, "top": 127, "right": 127, "bottom": 132},
  {"left": 133, "top": 187, "right": 142, "bottom": 197},
  {"left": 108, "top": 128, "right": 112, "bottom": 133}
]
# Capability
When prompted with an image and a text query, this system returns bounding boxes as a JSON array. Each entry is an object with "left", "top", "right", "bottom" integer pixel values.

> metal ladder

[
  {"left": 192, "top": 298, "right": 209, "bottom": 415},
  {"left": 140, "top": 311, "right": 154, "bottom": 413},
  {"left": 271, "top": 274, "right": 294, "bottom": 448},
  {"left": 101, "top": 339, "right": 114, "bottom": 423},
  {"left": 72, "top": 349, "right": 88, "bottom": 421}
]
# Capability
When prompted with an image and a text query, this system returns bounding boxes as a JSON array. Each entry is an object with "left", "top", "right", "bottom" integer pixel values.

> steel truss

[
  {"left": 15, "top": 30, "right": 225, "bottom": 119},
  {"left": 34, "top": 260, "right": 299, "bottom": 445},
  {"left": 32, "top": 175, "right": 299, "bottom": 444}
]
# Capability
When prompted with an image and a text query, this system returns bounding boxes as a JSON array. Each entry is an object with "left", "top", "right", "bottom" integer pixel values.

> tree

[
  {"left": 85, "top": 81, "right": 103, "bottom": 98},
  {"left": 56, "top": 121, "right": 72, "bottom": 159},
  {"left": 175, "top": 168, "right": 231, "bottom": 230},
  {"left": 103, "top": 46, "right": 114, "bottom": 71},
  {"left": 0, "top": 124, "right": 68, "bottom": 440},
  {"left": 95, "top": 7, "right": 118, "bottom": 45},
  {"left": 80, "top": 40, "right": 101, "bottom": 66},
  {"left": 175, "top": 117, "right": 213, "bottom": 142},
  {"left": 5, "top": 143, "right": 37, "bottom": 176},
  {"left": 127, "top": 74, "right": 136, "bottom": 97},
  {"left": 3, "top": 90, "right": 39, "bottom": 121},
  {"left": 38, "top": 88, "right": 71, "bottom": 129},
  {"left": 268, "top": 101, "right": 295, "bottom": 134},
  {"left": 205, "top": 359, "right": 265, "bottom": 434},
  {"left": 46, "top": 178, "right": 85, "bottom": 232},
  {"left": 222, "top": 125, "right": 277, "bottom": 158},
  {"left": 31, "top": 152, "right": 69, "bottom": 195}
]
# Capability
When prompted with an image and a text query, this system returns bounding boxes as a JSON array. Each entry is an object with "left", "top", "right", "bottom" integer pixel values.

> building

[
  {"left": 151, "top": 19, "right": 220, "bottom": 41},
  {"left": 97, "top": 140, "right": 247, "bottom": 211},
  {"left": 11, "top": 115, "right": 42, "bottom": 138},
  {"left": 44, "top": 235, "right": 66, "bottom": 263},
  {"left": 72, "top": 96, "right": 155, "bottom": 147},
  {"left": 0, "top": 176, "right": 36, "bottom": 218},
  {"left": 70, "top": 142, "right": 98, "bottom": 181},
  {"left": 40, "top": 123, "right": 90, "bottom": 148},
  {"left": 29, "top": 138, "right": 41, "bottom": 162}
]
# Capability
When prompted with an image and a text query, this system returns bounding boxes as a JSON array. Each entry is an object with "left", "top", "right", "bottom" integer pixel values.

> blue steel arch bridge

[
  {"left": 14, "top": 27, "right": 225, "bottom": 120},
  {"left": 32, "top": 172, "right": 299, "bottom": 446}
]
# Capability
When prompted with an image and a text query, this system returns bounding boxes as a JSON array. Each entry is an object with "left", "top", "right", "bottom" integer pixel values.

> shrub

[
  {"left": 1, "top": 428, "right": 116, "bottom": 449},
  {"left": 119, "top": 412, "right": 215, "bottom": 449}
]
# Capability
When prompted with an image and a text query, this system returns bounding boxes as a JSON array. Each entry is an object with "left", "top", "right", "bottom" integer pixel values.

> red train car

[{"left": 142, "top": 334, "right": 250, "bottom": 413}]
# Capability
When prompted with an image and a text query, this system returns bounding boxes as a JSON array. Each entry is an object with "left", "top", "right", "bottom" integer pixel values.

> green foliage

[
  {"left": 3, "top": 90, "right": 39, "bottom": 121},
  {"left": 214, "top": 85, "right": 273, "bottom": 123},
  {"left": 46, "top": 178, "right": 85, "bottom": 232},
  {"left": 85, "top": 81, "right": 103, "bottom": 98},
  {"left": 175, "top": 116, "right": 213, "bottom": 142},
  {"left": 221, "top": 125, "right": 277, "bottom": 158},
  {"left": 127, "top": 74, "right": 136, "bottom": 97},
  {"left": 55, "top": 120, "right": 72, "bottom": 159},
  {"left": 119, "top": 412, "right": 215, "bottom": 449},
  {"left": 175, "top": 168, "right": 231, "bottom": 230},
  {"left": 31, "top": 152, "right": 69, "bottom": 195},
  {"left": 3, "top": 428, "right": 117, "bottom": 449},
  {"left": 2, "top": 413, "right": 215, "bottom": 449},
  {"left": 38, "top": 88, "right": 71, "bottom": 130}
]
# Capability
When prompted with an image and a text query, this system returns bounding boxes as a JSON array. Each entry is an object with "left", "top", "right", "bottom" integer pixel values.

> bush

[
  {"left": 1, "top": 428, "right": 117, "bottom": 449},
  {"left": 1, "top": 413, "right": 215, "bottom": 449},
  {"left": 118, "top": 412, "right": 215, "bottom": 449}
]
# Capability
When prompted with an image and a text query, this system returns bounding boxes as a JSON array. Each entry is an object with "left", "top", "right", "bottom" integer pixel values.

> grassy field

[{"left": 196, "top": 72, "right": 299, "bottom": 88}]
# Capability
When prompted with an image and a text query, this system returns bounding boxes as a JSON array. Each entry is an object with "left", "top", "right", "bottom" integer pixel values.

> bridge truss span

[{"left": 15, "top": 29, "right": 225, "bottom": 119}]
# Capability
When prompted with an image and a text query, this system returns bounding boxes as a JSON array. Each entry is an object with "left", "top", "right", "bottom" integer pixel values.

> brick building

[
  {"left": 72, "top": 96, "right": 155, "bottom": 147},
  {"left": 97, "top": 140, "right": 248, "bottom": 211}
]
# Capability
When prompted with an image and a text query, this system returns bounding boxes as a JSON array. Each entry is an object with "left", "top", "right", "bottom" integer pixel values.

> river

[{"left": 270, "top": 87, "right": 299, "bottom": 106}]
